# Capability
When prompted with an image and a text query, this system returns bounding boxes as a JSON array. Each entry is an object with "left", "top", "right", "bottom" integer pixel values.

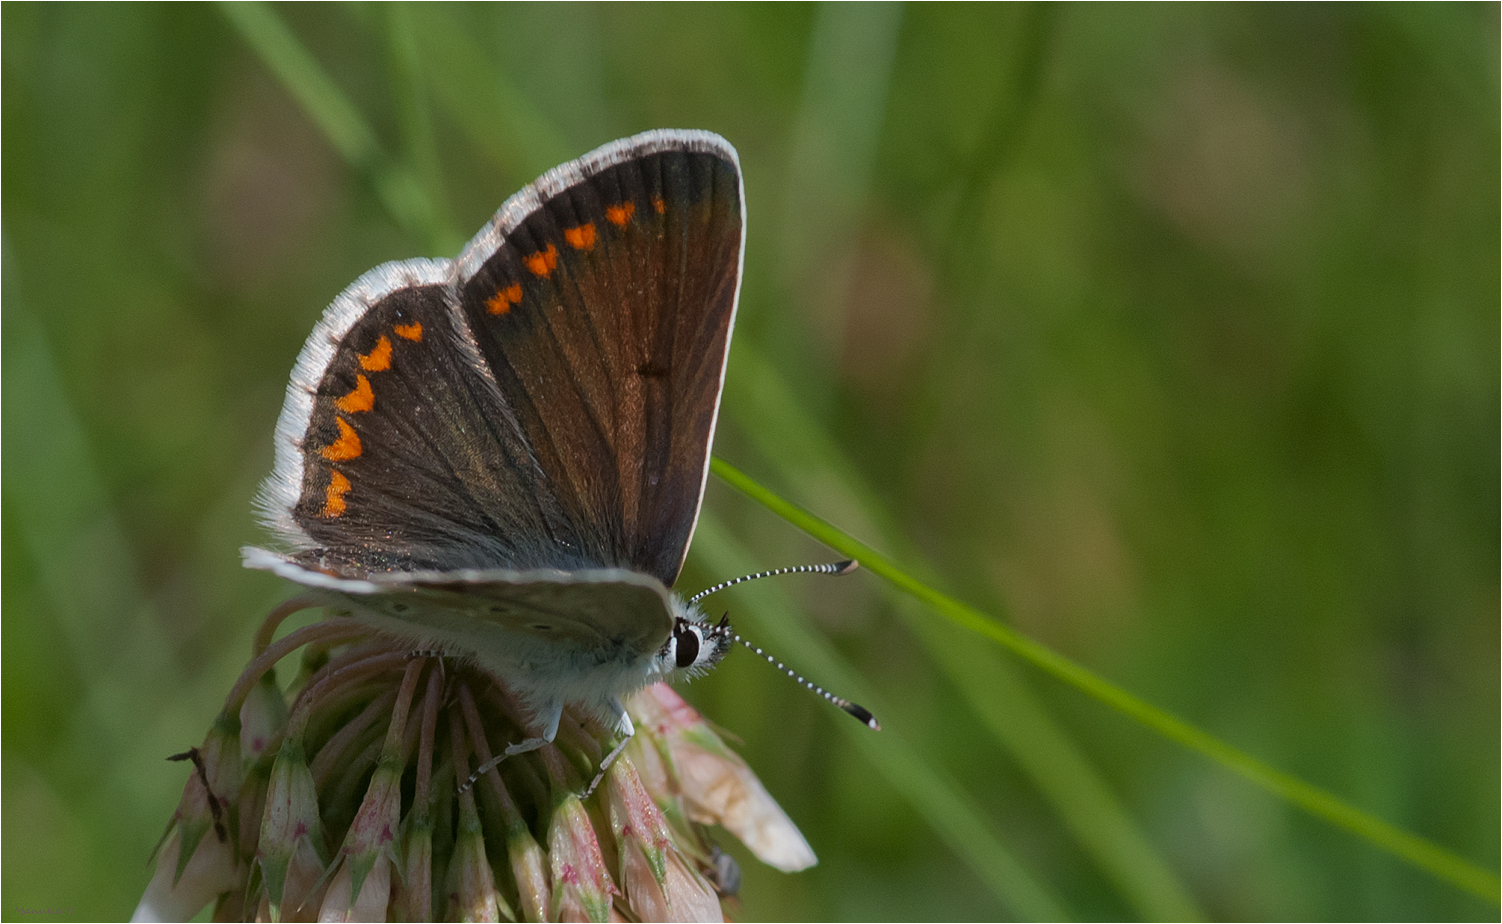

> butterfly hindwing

[
  {"left": 244, "top": 547, "right": 675, "bottom": 706},
  {"left": 379, "top": 569, "right": 674, "bottom": 659}
]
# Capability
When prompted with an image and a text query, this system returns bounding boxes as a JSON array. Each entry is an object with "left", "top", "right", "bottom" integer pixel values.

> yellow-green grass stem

[{"left": 711, "top": 456, "right": 1501, "bottom": 905}]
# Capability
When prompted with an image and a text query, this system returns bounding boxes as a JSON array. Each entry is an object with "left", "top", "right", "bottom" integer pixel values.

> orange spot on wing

[
  {"left": 606, "top": 202, "right": 635, "bottom": 226},
  {"left": 524, "top": 243, "right": 559, "bottom": 277},
  {"left": 487, "top": 283, "right": 523, "bottom": 316},
  {"left": 359, "top": 335, "right": 392, "bottom": 372},
  {"left": 564, "top": 223, "right": 596, "bottom": 250},
  {"left": 321, "top": 417, "right": 362, "bottom": 461},
  {"left": 323, "top": 470, "right": 351, "bottom": 517},
  {"left": 335, "top": 375, "right": 374, "bottom": 414},
  {"left": 393, "top": 321, "right": 422, "bottom": 341},
  {"left": 652, "top": 196, "right": 666, "bottom": 214}
]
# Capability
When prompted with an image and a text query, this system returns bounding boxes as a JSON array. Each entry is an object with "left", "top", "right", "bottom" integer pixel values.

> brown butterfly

[{"left": 245, "top": 130, "right": 743, "bottom": 777}]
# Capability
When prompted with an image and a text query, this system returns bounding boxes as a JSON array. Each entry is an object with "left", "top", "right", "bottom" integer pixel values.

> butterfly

[{"left": 244, "top": 130, "right": 743, "bottom": 775}]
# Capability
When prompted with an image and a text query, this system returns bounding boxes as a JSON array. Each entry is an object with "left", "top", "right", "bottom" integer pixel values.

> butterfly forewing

[{"left": 455, "top": 139, "right": 742, "bottom": 586}]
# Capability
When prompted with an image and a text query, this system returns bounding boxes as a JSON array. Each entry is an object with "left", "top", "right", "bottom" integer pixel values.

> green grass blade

[
  {"left": 218, "top": 1, "right": 441, "bottom": 251},
  {"left": 711, "top": 455, "right": 1502, "bottom": 905},
  {"left": 906, "top": 609, "right": 1202, "bottom": 919},
  {"left": 377, "top": 3, "right": 462, "bottom": 255},
  {"left": 408, "top": 5, "right": 574, "bottom": 178}
]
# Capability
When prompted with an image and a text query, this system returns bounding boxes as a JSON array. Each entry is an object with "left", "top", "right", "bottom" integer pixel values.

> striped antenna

[
  {"left": 732, "top": 631, "right": 880, "bottom": 730},
  {"left": 689, "top": 559, "right": 878, "bottom": 731},
  {"left": 688, "top": 559, "right": 858, "bottom": 605}
]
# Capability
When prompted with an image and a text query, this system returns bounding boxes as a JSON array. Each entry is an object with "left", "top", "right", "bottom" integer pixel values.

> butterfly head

[{"left": 659, "top": 602, "right": 733, "bottom": 681}]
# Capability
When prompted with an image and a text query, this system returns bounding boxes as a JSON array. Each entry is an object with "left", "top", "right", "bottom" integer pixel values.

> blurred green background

[{"left": 4, "top": 3, "right": 1497, "bottom": 920}]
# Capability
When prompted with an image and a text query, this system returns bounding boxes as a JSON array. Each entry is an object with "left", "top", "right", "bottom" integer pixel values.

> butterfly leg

[
  {"left": 582, "top": 698, "right": 635, "bottom": 798},
  {"left": 457, "top": 698, "right": 563, "bottom": 794}
]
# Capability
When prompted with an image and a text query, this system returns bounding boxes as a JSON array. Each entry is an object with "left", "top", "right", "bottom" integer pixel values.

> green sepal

[
  {"left": 346, "top": 851, "right": 378, "bottom": 913},
  {"left": 173, "top": 814, "right": 211, "bottom": 887},
  {"left": 643, "top": 839, "right": 668, "bottom": 889}
]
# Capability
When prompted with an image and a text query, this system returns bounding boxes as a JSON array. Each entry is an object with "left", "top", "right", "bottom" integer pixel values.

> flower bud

[
  {"left": 257, "top": 738, "right": 328, "bottom": 919},
  {"left": 607, "top": 757, "right": 721, "bottom": 923},
  {"left": 316, "top": 755, "right": 403, "bottom": 921},
  {"left": 240, "top": 670, "right": 289, "bottom": 770},
  {"left": 631, "top": 684, "right": 816, "bottom": 872},
  {"left": 131, "top": 717, "right": 244, "bottom": 922},
  {"left": 446, "top": 793, "right": 509, "bottom": 923},
  {"left": 547, "top": 793, "right": 617, "bottom": 922}
]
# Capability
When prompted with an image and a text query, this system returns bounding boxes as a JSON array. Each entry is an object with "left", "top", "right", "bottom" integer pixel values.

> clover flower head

[{"left": 134, "top": 602, "right": 812, "bottom": 922}]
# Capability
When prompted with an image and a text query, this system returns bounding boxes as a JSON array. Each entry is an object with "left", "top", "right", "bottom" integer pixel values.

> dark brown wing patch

[
  {"left": 292, "top": 285, "right": 586, "bottom": 575},
  {"left": 455, "top": 148, "right": 741, "bottom": 586}
]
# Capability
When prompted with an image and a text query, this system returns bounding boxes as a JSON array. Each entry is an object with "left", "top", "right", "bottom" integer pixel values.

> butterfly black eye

[{"left": 674, "top": 623, "right": 700, "bottom": 669}]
